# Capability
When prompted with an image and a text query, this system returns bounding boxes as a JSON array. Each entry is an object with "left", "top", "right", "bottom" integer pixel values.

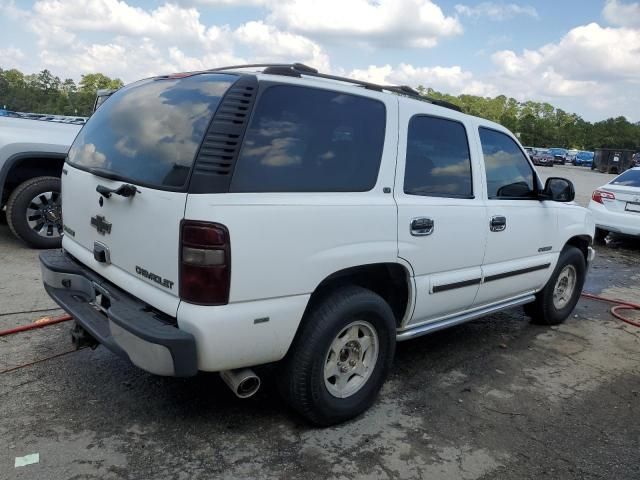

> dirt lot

[{"left": 1, "top": 165, "right": 639, "bottom": 479}]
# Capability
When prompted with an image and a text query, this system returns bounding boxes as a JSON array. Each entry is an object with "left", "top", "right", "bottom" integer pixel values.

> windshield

[
  {"left": 68, "top": 73, "right": 237, "bottom": 189},
  {"left": 610, "top": 169, "right": 640, "bottom": 188},
  {"left": 577, "top": 151, "right": 594, "bottom": 159}
]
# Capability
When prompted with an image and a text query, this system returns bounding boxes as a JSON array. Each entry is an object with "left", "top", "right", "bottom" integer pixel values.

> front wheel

[
  {"left": 6, "top": 176, "right": 62, "bottom": 249},
  {"left": 278, "top": 286, "right": 396, "bottom": 426},
  {"left": 525, "top": 246, "right": 586, "bottom": 325}
]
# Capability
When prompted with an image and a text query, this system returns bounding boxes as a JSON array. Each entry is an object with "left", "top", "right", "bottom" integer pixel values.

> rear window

[
  {"left": 610, "top": 169, "right": 640, "bottom": 187},
  {"left": 68, "top": 73, "right": 237, "bottom": 189},
  {"left": 230, "top": 85, "right": 386, "bottom": 192}
]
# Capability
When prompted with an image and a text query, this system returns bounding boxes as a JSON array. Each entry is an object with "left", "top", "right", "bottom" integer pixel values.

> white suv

[{"left": 40, "top": 64, "right": 595, "bottom": 425}]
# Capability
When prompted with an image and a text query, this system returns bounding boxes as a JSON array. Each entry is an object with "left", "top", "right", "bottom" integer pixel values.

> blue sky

[{"left": 1, "top": 0, "right": 639, "bottom": 121}]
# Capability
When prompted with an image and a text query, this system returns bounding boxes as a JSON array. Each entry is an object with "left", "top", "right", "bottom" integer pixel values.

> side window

[
  {"left": 479, "top": 127, "right": 535, "bottom": 199},
  {"left": 404, "top": 116, "right": 473, "bottom": 198},
  {"left": 230, "top": 85, "right": 386, "bottom": 192}
]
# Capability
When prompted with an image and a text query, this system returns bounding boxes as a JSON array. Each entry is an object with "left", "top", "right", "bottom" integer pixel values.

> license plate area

[{"left": 625, "top": 202, "right": 640, "bottom": 213}]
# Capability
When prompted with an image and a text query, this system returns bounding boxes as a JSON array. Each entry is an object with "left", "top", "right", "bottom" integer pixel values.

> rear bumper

[
  {"left": 588, "top": 201, "right": 640, "bottom": 236},
  {"left": 39, "top": 250, "right": 197, "bottom": 377}
]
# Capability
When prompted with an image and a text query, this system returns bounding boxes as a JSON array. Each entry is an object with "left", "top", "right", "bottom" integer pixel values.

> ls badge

[{"left": 90, "top": 215, "right": 112, "bottom": 235}]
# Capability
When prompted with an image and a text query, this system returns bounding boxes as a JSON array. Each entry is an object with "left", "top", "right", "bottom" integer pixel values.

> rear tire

[
  {"left": 278, "top": 286, "right": 396, "bottom": 426},
  {"left": 6, "top": 176, "right": 62, "bottom": 249},
  {"left": 525, "top": 246, "right": 586, "bottom": 325}
]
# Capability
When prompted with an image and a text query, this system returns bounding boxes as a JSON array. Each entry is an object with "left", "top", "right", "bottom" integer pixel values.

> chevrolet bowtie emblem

[{"left": 90, "top": 215, "right": 112, "bottom": 235}]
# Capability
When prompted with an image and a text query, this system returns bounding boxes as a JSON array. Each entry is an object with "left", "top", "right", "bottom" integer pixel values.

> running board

[{"left": 396, "top": 294, "right": 536, "bottom": 342}]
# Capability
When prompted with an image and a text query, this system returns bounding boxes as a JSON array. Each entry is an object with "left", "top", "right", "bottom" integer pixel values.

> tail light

[
  {"left": 592, "top": 190, "right": 615, "bottom": 204},
  {"left": 180, "top": 221, "right": 230, "bottom": 305}
]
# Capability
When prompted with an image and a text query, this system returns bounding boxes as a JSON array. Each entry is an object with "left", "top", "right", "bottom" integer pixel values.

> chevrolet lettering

[{"left": 135, "top": 266, "right": 174, "bottom": 290}]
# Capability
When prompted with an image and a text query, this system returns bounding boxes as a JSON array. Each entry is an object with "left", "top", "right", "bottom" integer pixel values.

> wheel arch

[
  {"left": 303, "top": 263, "right": 413, "bottom": 329},
  {"left": 564, "top": 234, "right": 592, "bottom": 261},
  {"left": 0, "top": 152, "right": 66, "bottom": 206}
]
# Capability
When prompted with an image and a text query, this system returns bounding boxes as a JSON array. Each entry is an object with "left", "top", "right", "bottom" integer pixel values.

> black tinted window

[
  {"left": 611, "top": 169, "right": 640, "bottom": 187},
  {"left": 479, "top": 128, "right": 535, "bottom": 199},
  {"left": 230, "top": 85, "right": 385, "bottom": 192},
  {"left": 404, "top": 116, "right": 472, "bottom": 197},
  {"left": 68, "top": 74, "right": 236, "bottom": 188}
]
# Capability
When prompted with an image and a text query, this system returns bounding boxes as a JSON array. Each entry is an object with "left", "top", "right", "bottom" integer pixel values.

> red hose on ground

[
  {"left": 581, "top": 292, "right": 640, "bottom": 328},
  {"left": 0, "top": 313, "right": 73, "bottom": 337}
]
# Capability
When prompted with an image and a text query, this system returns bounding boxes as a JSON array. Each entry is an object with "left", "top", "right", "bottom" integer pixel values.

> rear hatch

[{"left": 61, "top": 73, "right": 238, "bottom": 316}]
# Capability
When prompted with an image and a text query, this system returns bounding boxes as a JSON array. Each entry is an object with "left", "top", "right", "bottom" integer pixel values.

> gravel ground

[{"left": 1, "top": 164, "right": 639, "bottom": 479}]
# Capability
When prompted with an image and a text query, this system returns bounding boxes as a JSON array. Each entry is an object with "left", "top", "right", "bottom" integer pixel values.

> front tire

[
  {"left": 6, "top": 176, "right": 62, "bottom": 249},
  {"left": 278, "top": 286, "right": 396, "bottom": 426},
  {"left": 525, "top": 246, "right": 586, "bottom": 325}
]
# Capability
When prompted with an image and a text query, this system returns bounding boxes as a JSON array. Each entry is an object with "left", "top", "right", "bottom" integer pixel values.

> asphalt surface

[{"left": 1, "top": 165, "right": 639, "bottom": 479}]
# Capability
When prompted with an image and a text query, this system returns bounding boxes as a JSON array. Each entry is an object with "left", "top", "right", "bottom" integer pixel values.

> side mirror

[{"left": 541, "top": 177, "right": 575, "bottom": 202}]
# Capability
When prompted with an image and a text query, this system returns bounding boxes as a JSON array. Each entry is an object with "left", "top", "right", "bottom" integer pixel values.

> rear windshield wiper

[{"left": 87, "top": 167, "right": 128, "bottom": 183}]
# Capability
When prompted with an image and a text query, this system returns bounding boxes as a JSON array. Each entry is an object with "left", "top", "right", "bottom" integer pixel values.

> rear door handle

[
  {"left": 411, "top": 217, "right": 434, "bottom": 236},
  {"left": 490, "top": 215, "right": 507, "bottom": 232}
]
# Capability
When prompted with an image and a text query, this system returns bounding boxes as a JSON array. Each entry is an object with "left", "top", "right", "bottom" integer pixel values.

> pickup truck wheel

[
  {"left": 6, "top": 176, "right": 62, "bottom": 249},
  {"left": 278, "top": 286, "right": 396, "bottom": 426},
  {"left": 525, "top": 246, "right": 586, "bottom": 325}
]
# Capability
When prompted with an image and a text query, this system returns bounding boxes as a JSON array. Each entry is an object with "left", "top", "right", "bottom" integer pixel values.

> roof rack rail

[{"left": 207, "top": 63, "right": 462, "bottom": 112}]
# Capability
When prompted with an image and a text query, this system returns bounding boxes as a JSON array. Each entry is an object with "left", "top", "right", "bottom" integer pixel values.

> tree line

[
  {"left": 418, "top": 86, "right": 640, "bottom": 151},
  {"left": 0, "top": 68, "right": 123, "bottom": 117},
  {"left": 0, "top": 67, "right": 638, "bottom": 151}
]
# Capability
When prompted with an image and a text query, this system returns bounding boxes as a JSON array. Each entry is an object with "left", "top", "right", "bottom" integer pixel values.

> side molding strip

[
  {"left": 432, "top": 278, "right": 481, "bottom": 293},
  {"left": 484, "top": 263, "right": 550, "bottom": 283}
]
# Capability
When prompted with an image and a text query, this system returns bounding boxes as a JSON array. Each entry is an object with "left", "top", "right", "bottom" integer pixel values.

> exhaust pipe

[{"left": 220, "top": 368, "right": 261, "bottom": 399}]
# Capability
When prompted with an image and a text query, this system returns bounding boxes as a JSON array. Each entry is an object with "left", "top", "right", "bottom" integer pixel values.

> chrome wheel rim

[
  {"left": 553, "top": 264, "right": 577, "bottom": 310},
  {"left": 324, "top": 320, "right": 379, "bottom": 399},
  {"left": 26, "top": 191, "right": 62, "bottom": 239}
]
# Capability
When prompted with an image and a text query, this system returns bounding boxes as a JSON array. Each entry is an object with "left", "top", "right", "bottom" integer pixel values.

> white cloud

[
  {"left": 492, "top": 23, "right": 640, "bottom": 84},
  {"left": 0, "top": 46, "right": 25, "bottom": 69},
  {"left": 233, "top": 21, "right": 330, "bottom": 71},
  {"left": 6, "top": 0, "right": 330, "bottom": 83},
  {"left": 487, "top": 22, "right": 640, "bottom": 119},
  {"left": 349, "top": 63, "right": 497, "bottom": 96},
  {"left": 268, "top": 0, "right": 462, "bottom": 48},
  {"left": 455, "top": 2, "right": 538, "bottom": 20},
  {"left": 602, "top": 0, "right": 640, "bottom": 28}
]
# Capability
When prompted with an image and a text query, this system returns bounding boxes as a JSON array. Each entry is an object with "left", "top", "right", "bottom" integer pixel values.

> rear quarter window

[{"left": 230, "top": 85, "right": 386, "bottom": 192}]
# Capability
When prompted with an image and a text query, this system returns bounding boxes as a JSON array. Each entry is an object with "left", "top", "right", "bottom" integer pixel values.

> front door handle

[
  {"left": 490, "top": 215, "right": 507, "bottom": 232},
  {"left": 411, "top": 217, "right": 434, "bottom": 236}
]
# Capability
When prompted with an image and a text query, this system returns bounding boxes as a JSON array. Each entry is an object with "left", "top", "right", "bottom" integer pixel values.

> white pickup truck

[
  {"left": 0, "top": 114, "right": 82, "bottom": 248},
  {"left": 39, "top": 64, "right": 595, "bottom": 425}
]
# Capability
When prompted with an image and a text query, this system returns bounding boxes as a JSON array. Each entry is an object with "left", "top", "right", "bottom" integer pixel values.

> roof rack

[{"left": 207, "top": 63, "right": 462, "bottom": 112}]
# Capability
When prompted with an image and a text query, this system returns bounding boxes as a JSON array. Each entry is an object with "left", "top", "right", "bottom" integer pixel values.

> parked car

[
  {"left": 633, "top": 152, "right": 640, "bottom": 167},
  {"left": 0, "top": 115, "right": 82, "bottom": 247},
  {"left": 548, "top": 147, "right": 568, "bottom": 164},
  {"left": 589, "top": 167, "right": 640, "bottom": 241},
  {"left": 39, "top": 63, "right": 595, "bottom": 426},
  {"left": 531, "top": 148, "right": 554, "bottom": 167},
  {"left": 566, "top": 149, "right": 578, "bottom": 163},
  {"left": 523, "top": 146, "right": 534, "bottom": 159},
  {"left": 573, "top": 151, "right": 594, "bottom": 167}
]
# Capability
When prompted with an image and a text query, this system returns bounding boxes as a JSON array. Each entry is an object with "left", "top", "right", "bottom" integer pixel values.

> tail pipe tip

[{"left": 219, "top": 368, "right": 261, "bottom": 399}]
